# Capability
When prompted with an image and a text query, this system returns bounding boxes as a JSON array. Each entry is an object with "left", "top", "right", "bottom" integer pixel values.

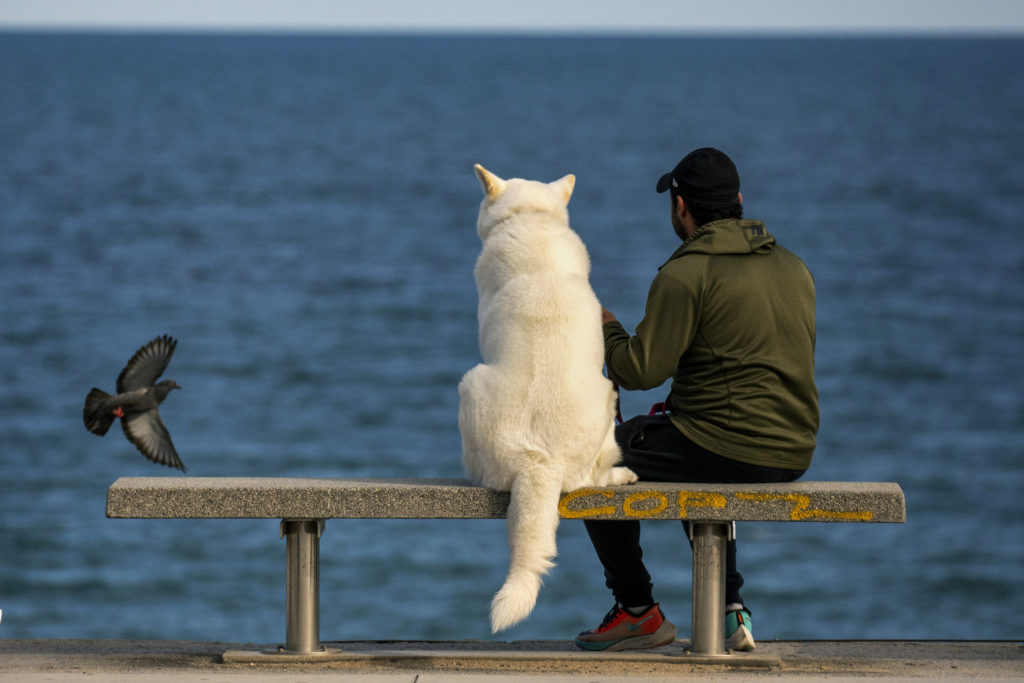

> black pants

[{"left": 584, "top": 414, "right": 805, "bottom": 608}]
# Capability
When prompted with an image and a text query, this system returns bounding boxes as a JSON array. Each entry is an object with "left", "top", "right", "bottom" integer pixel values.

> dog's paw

[{"left": 606, "top": 466, "right": 638, "bottom": 486}]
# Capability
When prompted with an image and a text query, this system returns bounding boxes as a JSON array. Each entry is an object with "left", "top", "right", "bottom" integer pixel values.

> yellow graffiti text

[
  {"left": 734, "top": 492, "right": 873, "bottom": 521},
  {"left": 557, "top": 488, "right": 874, "bottom": 522},
  {"left": 558, "top": 488, "right": 616, "bottom": 519},
  {"left": 678, "top": 491, "right": 728, "bottom": 519},
  {"left": 623, "top": 491, "right": 669, "bottom": 518}
]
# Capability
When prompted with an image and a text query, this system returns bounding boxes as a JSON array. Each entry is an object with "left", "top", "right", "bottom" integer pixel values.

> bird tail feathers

[{"left": 83, "top": 388, "right": 115, "bottom": 436}]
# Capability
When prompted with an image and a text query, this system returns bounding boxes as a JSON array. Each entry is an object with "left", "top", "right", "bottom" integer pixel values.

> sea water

[{"left": 0, "top": 32, "right": 1022, "bottom": 642}]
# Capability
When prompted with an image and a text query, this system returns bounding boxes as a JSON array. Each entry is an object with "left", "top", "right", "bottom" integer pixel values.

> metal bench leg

[
  {"left": 689, "top": 521, "right": 731, "bottom": 655},
  {"left": 280, "top": 519, "right": 325, "bottom": 654}
]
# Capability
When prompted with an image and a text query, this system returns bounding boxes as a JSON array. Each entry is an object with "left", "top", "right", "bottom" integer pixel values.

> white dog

[{"left": 459, "top": 164, "right": 637, "bottom": 633}]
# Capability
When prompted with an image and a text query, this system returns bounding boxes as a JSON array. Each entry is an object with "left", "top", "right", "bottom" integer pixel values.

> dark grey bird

[{"left": 83, "top": 334, "right": 185, "bottom": 472}]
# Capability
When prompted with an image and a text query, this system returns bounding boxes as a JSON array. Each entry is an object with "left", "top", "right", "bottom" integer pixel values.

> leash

[{"left": 613, "top": 382, "right": 668, "bottom": 424}]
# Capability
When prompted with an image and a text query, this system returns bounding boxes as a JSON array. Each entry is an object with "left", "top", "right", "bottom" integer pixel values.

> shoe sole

[
  {"left": 725, "top": 624, "right": 756, "bottom": 651},
  {"left": 575, "top": 620, "right": 678, "bottom": 652}
]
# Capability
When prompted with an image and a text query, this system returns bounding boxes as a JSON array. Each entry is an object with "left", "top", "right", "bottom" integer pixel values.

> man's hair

[{"left": 674, "top": 190, "right": 743, "bottom": 227}]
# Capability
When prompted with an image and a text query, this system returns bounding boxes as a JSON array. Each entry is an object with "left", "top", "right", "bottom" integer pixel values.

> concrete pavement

[{"left": 0, "top": 639, "right": 1021, "bottom": 681}]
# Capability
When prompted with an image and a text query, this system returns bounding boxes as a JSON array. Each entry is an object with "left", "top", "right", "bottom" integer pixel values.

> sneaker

[
  {"left": 574, "top": 604, "right": 677, "bottom": 652},
  {"left": 725, "top": 604, "right": 755, "bottom": 651}
]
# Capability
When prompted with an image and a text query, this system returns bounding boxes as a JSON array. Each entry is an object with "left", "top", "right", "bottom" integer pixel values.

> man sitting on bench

[{"left": 575, "top": 148, "right": 819, "bottom": 653}]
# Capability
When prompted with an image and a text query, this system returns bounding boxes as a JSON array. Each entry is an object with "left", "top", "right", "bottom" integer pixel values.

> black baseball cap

[{"left": 656, "top": 147, "right": 740, "bottom": 207}]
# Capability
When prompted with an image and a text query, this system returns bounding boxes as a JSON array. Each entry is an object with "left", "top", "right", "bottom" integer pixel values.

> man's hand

[{"left": 601, "top": 306, "right": 618, "bottom": 325}]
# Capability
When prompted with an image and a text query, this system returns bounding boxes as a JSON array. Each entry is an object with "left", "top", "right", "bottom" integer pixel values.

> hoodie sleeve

[{"left": 603, "top": 265, "right": 700, "bottom": 391}]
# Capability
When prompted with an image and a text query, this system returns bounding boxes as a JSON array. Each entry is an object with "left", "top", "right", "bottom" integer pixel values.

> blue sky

[{"left": 2, "top": 0, "right": 1023, "bottom": 34}]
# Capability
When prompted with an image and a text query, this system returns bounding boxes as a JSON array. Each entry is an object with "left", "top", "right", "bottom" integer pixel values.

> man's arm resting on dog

[{"left": 601, "top": 270, "right": 699, "bottom": 391}]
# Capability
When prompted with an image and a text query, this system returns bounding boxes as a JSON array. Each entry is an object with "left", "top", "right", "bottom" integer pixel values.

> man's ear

[{"left": 675, "top": 194, "right": 687, "bottom": 217}]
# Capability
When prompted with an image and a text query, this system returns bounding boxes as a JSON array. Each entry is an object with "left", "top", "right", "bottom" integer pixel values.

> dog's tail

[{"left": 489, "top": 454, "right": 562, "bottom": 633}]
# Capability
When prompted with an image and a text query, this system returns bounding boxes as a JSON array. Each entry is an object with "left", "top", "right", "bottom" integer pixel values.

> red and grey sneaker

[{"left": 574, "top": 603, "right": 677, "bottom": 652}]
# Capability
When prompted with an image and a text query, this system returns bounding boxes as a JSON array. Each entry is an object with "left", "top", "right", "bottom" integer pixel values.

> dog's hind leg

[
  {"left": 591, "top": 420, "right": 637, "bottom": 486},
  {"left": 457, "top": 364, "right": 491, "bottom": 481}
]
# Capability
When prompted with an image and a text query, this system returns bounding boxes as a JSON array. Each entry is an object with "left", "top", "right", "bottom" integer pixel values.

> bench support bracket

[
  {"left": 279, "top": 519, "right": 326, "bottom": 654},
  {"left": 689, "top": 521, "right": 731, "bottom": 656}
]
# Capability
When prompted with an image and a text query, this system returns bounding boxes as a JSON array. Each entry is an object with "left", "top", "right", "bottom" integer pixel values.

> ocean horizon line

[{"left": 2, "top": 26, "right": 1022, "bottom": 39}]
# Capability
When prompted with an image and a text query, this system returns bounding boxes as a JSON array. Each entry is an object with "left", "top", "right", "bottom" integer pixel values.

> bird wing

[
  {"left": 118, "top": 335, "right": 177, "bottom": 393},
  {"left": 121, "top": 408, "right": 187, "bottom": 472}
]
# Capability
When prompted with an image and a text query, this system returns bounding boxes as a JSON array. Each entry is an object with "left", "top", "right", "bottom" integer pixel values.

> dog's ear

[
  {"left": 551, "top": 173, "right": 575, "bottom": 204},
  {"left": 474, "top": 164, "right": 506, "bottom": 199}
]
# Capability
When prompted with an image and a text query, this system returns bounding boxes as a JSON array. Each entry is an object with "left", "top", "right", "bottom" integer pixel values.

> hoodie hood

[{"left": 663, "top": 219, "right": 775, "bottom": 266}]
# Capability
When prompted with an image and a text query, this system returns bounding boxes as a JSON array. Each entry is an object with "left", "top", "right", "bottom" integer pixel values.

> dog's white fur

[{"left": 459, "top": 164, "right": 637, "bottom": 633}]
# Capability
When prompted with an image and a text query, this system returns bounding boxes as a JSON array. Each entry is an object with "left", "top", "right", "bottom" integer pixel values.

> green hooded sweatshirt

[{"left": 604, "top": 218, "right": 818, "bottom": 470}]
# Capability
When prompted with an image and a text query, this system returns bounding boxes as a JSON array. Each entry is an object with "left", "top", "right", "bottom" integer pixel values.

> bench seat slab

[{"left": 106, "top": 477, "right": 905, "bottom": 523}]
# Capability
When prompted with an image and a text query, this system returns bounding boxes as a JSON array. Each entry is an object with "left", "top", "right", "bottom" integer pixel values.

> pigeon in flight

[{"left": 83, "top": 334, "right": 186, "bottom": 472}]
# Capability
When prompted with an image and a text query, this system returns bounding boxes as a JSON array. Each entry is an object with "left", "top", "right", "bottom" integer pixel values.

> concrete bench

[{"left": 106, "top": 477, "right": 905, "bottom": 660}]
